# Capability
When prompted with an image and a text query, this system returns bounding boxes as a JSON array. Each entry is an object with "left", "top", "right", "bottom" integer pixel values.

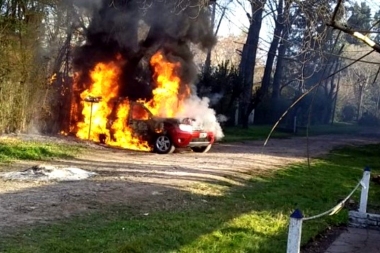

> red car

[{"left": 107, "top": 100, "right": 215, "bottom": 154}]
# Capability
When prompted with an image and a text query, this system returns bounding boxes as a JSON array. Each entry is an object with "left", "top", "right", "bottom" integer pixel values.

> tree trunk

[
  {"left": 261, "top": 0, "right": 284, "bottom": 95},
  {"left": 331, "top": 66, "right": 341, "bottom": 124},
  {"left": 272, "top": 33, "right": 287, "bottom": 99},
  {"left": 239, "top": 0, "right": 266, "bottom": 128},
  {"left": 357, "top": 83, "right": 364, "bottom": 121},
  {"left": 204, "top": 0, "right": 216, "bottom": 74}
]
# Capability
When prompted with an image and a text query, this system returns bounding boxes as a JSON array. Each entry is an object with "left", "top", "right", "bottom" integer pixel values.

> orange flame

[
  {"left": 74, "top": 60, "right": 150, "bottom": 151},
  {"left": 71, "top": 51, "right": 191, "bottom": 151},
  {"left": 76, "top": 62, "right": 120, "bottom": 140},
  {"left": 49, "top": 73, "right": 57, "bottom": 85},
  {"left": 108, "top": 101, "right": 150, "bottom": 150},
  {"left": 144, "top": 51, "right": 190, "bottom": 117}
]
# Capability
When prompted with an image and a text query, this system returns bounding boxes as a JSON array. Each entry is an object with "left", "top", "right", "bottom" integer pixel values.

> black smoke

[{"left": 72, "top": 0, "right": 216, "bottom": 101}]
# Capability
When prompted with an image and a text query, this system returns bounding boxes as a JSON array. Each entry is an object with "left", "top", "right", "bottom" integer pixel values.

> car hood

[
  {"left": 152, "top": 117, "right": 204, "bottom": 131},
  {"left": 151, "top": 117, "right": 180, "bottom": 124}
]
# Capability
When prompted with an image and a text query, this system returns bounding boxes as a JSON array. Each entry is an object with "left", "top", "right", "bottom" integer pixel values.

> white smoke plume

[{"left": 175, "top": 95, "right": 224, "bottom": 140}]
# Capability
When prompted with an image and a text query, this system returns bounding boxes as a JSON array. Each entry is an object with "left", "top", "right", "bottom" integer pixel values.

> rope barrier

[
  {"left": 303, "top": 180, "right": 362, "bottom": 221},
  {"left": 287, "top": 168, "right": 371, "bottom": 253}
]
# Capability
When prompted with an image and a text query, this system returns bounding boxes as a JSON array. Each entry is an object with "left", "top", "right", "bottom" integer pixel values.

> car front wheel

[
  {"left": 154, "top": 135, "right": 175, "bottom": 154},
  {"left": 191, "top": 144, "right": 212, "bottom": 153}
]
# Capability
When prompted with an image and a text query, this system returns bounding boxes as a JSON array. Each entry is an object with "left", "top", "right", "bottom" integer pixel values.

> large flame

[
  {"left": 71, "top": 51, "right": 190, "bottom": 151},
  {"left": 76, "top": 61, "right": 120, "bottom": 140},
  {"left": 143, "top": 52, "right": 189, "bottom": 117}
]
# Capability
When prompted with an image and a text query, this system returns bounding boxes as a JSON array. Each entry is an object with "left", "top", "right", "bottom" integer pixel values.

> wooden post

[
  {"left": 287, "top": 209, "right": 303, "bottom": 253},
  {"left": 88, "top": 101, "right": 93, "bottom": 140},
  {"left": 235, "top": 101, "right": 239, "bottom": 126},
  {"left": 359, "top": 167, "right": 371, "bottom": 213}
]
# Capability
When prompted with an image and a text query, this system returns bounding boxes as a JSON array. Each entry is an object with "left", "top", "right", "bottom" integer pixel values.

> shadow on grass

[{"left": 1, "top": 145, "right": 380, "bottom": 253}]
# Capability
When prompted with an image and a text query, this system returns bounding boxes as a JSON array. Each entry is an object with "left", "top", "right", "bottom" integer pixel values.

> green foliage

[
  {"left": 374, "top": 10, "right": 380, "bottom": 43},
  {"left": 340, "top": 104, "right": 357, "bottom": 122},
  {"left": 0, "top": 1, "right": 50, "bottom": 133},
  {"left": 197, "top": 61, "right": 243, "bottom": 124},
  {"left": 253, "top": 97, "right": 292, "bottom": 124},
  {"left": 358, "top": 112, "right": 380, "bottom": 126},
  {"left": 345, "top": 2, "right": 372, "bottom": 44},
  {"left": 2, "top": 144, "right": 380, "bottom": 253}
]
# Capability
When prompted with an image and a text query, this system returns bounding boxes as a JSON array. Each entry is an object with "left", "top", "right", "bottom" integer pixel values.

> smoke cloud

[
  {"left": 175, "top": 96, "right": 224, "bottom": 139},
  {"left": 72, "top": 0, "right": 224, "bottom": 139}
]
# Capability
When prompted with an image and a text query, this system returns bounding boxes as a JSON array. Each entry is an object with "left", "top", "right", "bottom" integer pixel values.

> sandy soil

[{"left": 0, "top": 133, "right": 379, "bottom": 236}]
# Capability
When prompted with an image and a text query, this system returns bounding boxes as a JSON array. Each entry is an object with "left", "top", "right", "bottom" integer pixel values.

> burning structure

[{"left": 66, "top": 0, "right": 223, "bottom": 151}]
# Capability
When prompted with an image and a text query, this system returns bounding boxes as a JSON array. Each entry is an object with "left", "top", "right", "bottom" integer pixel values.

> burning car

[
  {"left": 70, "top": 52, "right": 222, "bottom": 153},
  {"left": 101, "top": 99, "right": 215, "bottom": 154},
  {"left": 64, "top": 1, "right": 224, "bottom": 155}
]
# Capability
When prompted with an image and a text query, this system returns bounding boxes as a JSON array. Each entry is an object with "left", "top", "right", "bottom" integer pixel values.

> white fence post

[
  {"left": 359, "top": 166, "right": 371, "bottom": 213},
  {"left": 287, "top": 209, "right": 303, "bottom": 253}
]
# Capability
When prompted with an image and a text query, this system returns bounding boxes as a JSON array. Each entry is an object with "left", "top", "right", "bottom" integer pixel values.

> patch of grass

[
  {"left": 297, "top": 122, "right": 364, "bottom": 136},
  {"left": 221, "top": 125, "right": 291, "bottom": 142},
  {"left": 0, "top": 140, "right": 84, "bottom": 163},
  {"left": 2, "top": 144, "right": 380, "bottom": 253},
  {"left": 222, "top": 123, "right": 366, "bottom": 143}
]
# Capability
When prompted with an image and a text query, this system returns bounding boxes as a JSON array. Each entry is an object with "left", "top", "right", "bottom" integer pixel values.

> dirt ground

[{"left": 1, "top": 133, "right": 379, "bottom": 237}]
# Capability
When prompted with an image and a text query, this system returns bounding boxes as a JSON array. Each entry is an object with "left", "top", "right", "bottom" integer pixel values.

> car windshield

[{"left": 131, "top": 103, "right": 151, "bottom": 120}]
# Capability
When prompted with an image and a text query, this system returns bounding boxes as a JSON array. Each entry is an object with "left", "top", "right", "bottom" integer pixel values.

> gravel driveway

[{"left": 0, "top": 133, "right": 379, "bottom": 234}]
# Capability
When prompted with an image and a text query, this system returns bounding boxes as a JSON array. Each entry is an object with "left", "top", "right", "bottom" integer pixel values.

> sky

[
  {"left": 211, "top": 0, "right": 380, "bottom": 61},
  {"left": 216, "top": 0, "right": 380, "bottom": 39}
]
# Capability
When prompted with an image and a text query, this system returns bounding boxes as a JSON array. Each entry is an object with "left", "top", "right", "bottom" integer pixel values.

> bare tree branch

[
  {"left": 328, "top": 0, "right": 380, "bottom": 53},
  {"left": 328, "top": 21, "right": 380, "bottom": 53},
  {"left": 263, "top": 49, "right": 375, "bottom": 147}
]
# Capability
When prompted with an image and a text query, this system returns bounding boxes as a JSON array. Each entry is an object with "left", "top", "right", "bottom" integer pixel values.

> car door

[{"left": 127, "top": 102, "right": 152, "bottom": 137}]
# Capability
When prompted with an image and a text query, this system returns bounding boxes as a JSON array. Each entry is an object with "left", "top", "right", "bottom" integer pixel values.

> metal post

[
  {"left": 235, "top": 101, "right": 239, "bottom": 126},
  {"left": 287, "top": 209, "right": 303, "bottom": 253},
  {"left": 359, "top": 167, "right": 371, "bottom": 213},
  {"left": 84, "top": 96, "right": 101, "bottom": 141},
  {"left": 88, "top": 102, "right": 93, "bottom": 140}
]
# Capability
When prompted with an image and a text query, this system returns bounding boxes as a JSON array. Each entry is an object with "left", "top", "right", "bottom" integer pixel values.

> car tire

[
  {"left": 191, "top": 144, "right": 212, "bottom": 153},
  {"left": 154, "top": 135, "right": 175, "bottom": 154}
]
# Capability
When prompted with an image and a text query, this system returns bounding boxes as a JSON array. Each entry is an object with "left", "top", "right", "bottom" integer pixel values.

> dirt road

[{"left": 0, "top": 133, "right": 379, "bottom": 234}]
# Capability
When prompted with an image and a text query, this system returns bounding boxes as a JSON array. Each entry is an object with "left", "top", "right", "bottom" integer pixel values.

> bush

[
  {"left": 196, "top": 61, "right": 243, "bottom": 119},
  {"left": 341, "top": 105, "right": 356, "bottom": 122},
  {"left": 358, "top": 112, "right": 380, "bottom": 126},
  {"left": 254, "top": 97, "right": 292, "bottom": 124}
]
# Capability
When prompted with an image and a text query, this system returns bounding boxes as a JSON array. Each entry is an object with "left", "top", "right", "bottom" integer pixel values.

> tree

[
  {"left": 261, "top": 0, "right": 287, "bottom": 95},
  {"left": 329, "top": 0, "right": 380, "bottom": 53},
  {"left": 238, "top": 0, "right": 266, "bottom": 128},
  {"left": 331, "top": 44, "right": 380, "bottom": 124},
  {"left": 373, "top": 9, "right": 380, "bottom": 43},
  {"left": 271, "top": 0, "right": 291, "bottom": 100},
  {"left": 0, "top": 0, "right": 53, "bottom": 133},
  {"left": 344, "top": 2, "right": 372, "bottom": 45}
]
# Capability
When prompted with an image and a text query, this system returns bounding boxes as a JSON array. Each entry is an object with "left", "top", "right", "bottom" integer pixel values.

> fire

[
  {"left": 73, "top": 60, "right": 150, "bottom": 151},
  {"left": 48, "top": 73, "right": 57, "bottom": 85},
  {"left": 144, "top": 51, "right": 190, "bottom": 117},
  {"left": 71, "top": 50, "right": 190, "bottom": 151},
  {"left": 76, "top": 62, "right": 120, "bottom": 141},
  {"left": 108, "top": 100, "right": 150, "bottom": 150}
]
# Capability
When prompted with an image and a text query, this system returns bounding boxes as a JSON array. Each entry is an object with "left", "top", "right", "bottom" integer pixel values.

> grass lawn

[
  {"left": 1, "top": 144, "right": 380, "bottom": 253},
  {"left": 222, "top": 125, "right": 291, "bottom": 142},
  {"left": 0, "top": 139, "right": 84, "bottom": 163},
  {"left": 221, "top": 122, "right": 366, "bottom": 142}
]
